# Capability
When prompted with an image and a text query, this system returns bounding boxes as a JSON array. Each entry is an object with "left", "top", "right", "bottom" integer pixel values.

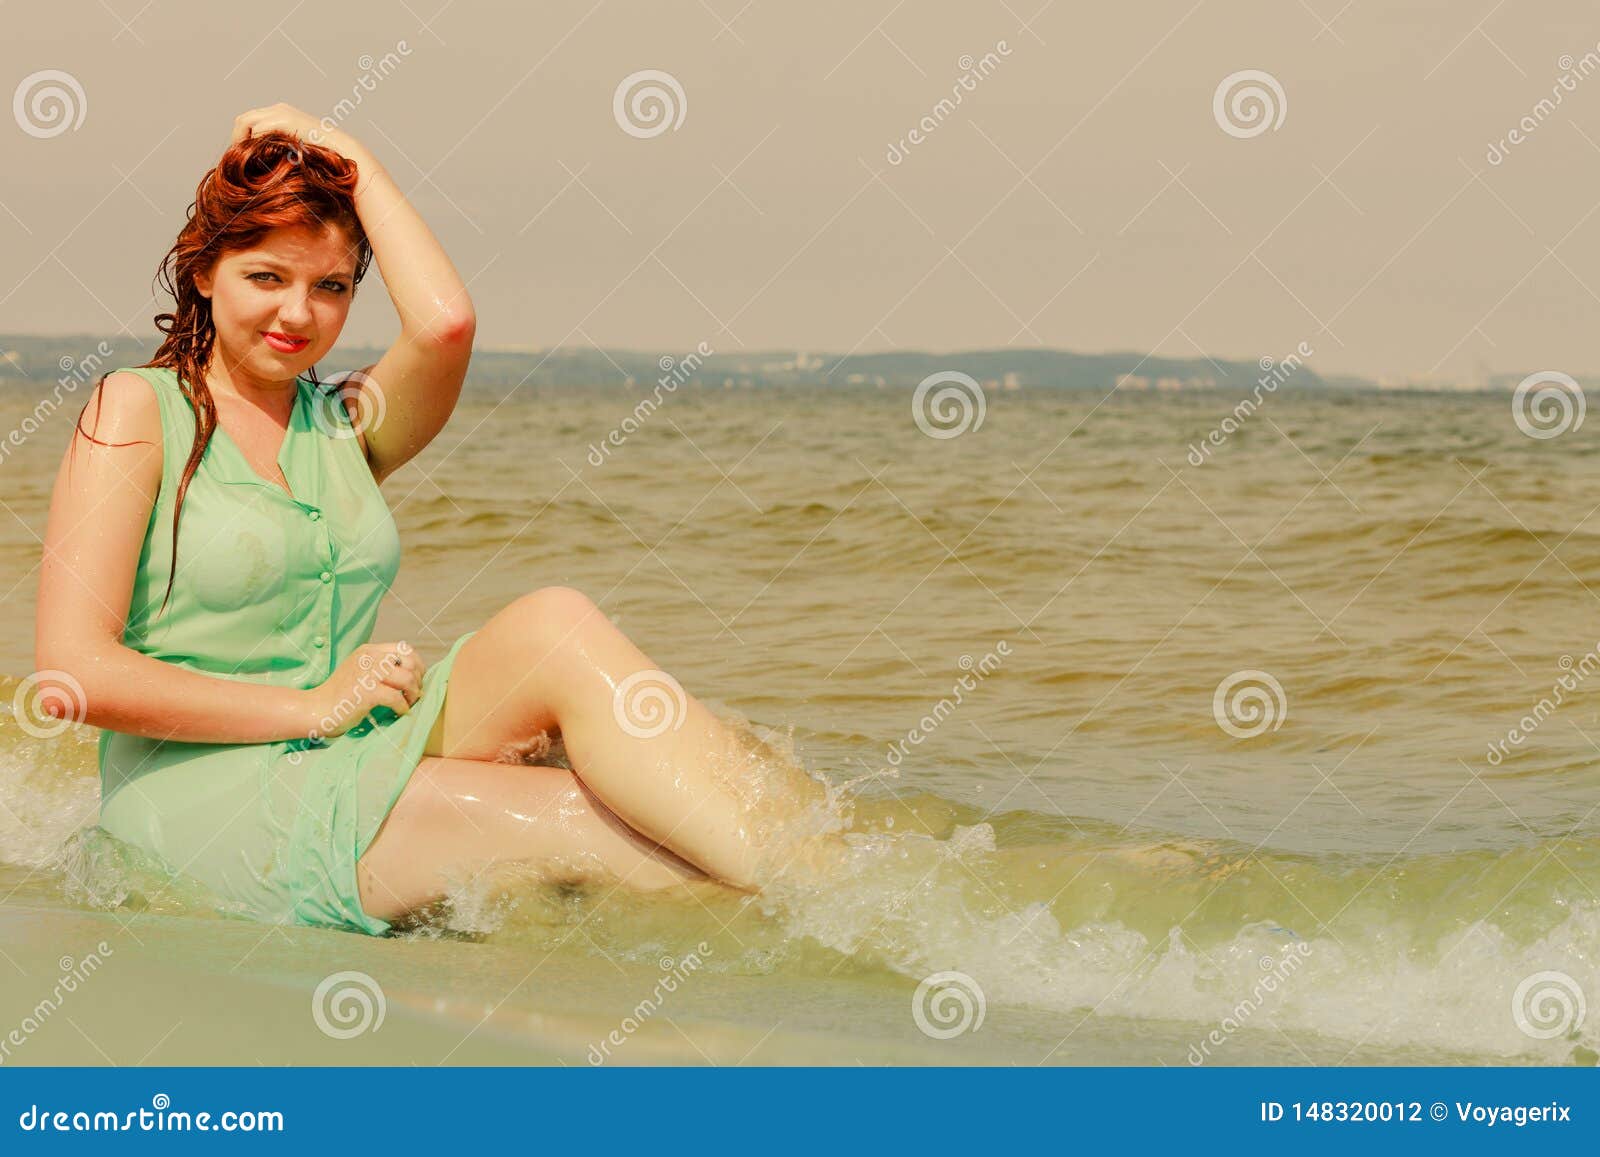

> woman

[{"left": 34, "top": 104, "right": 828, "bottom": 936}]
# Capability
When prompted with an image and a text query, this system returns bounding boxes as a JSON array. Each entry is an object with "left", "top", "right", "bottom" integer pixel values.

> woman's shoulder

[
  {"left": 105, "top": 364, "right": 201, "bottom": 421},
  {"left": 75, "top": 368, "right": 165, "bottom": 459},
  {"left": 94, "top": 367, "right": 167, "bottom": 419},
  {"left": 97, "top": 365, "right": 176, "bottom": 411},
  {"left": 106, "top": 364, "right": 174, "bottom": 385}
]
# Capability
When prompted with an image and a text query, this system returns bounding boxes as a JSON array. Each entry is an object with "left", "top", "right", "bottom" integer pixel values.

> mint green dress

[{"left": 94, "top": 365, "right": 475, "bottom": 936}]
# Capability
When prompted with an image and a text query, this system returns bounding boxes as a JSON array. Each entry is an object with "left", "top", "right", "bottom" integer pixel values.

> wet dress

[{"left": 93, "top": 365, "right": 475, "bottom": 935}]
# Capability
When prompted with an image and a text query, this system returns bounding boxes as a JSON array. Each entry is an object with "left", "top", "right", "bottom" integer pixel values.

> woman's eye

[{"left": 248, "top": 272, "right": 346, "bottom": 293}]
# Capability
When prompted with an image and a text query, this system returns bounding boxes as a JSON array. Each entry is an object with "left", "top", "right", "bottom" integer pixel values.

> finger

[
  {"left": 389, "top": 651, "right": 419, "bottom": 683},
  {"left": 363, "top": 687, "right": 408, "bottom": 722},
  {"left": 373, "top": 643, "right": 409, "bottom": 667},
  {"left": 379, "top": 669, "right": 421, "bottom": 706}
]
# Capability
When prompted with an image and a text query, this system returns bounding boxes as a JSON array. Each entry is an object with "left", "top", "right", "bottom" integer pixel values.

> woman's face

[{"left": 194, "top": 223, "right": 357, "bottom": 382}]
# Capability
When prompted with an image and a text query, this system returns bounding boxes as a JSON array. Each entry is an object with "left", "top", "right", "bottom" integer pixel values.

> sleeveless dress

[{"left": 94, "top": 365, "right": 476, "bottom": 936}]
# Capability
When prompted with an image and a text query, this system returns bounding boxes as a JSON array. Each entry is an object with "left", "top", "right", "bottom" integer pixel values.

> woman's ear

[{"left": 194, "top": 261, "right": 215, "bottom": 300}]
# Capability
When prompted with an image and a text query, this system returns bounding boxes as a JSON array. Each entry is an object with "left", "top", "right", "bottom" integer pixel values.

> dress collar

[{"left": 204, "top": 375, "right": 314, "bottom": 505}]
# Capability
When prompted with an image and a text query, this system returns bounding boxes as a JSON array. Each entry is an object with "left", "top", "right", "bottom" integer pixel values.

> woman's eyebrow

[{"left": 243, "top": 257, "right": 354, "bottom": 279}]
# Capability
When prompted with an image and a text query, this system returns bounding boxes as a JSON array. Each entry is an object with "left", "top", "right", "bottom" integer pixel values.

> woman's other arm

[{"left": 33, "top": 371, "right": 322, "bottom": 745}]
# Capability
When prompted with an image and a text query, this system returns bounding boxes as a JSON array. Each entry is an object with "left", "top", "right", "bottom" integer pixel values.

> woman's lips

[{"left": 262, "top": 331, "right": 310, "bottom": 353}]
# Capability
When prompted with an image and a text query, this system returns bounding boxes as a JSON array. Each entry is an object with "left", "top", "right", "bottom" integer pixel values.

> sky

[{"left": 3, "top": 0, "right": 1599, "bottom": 382}]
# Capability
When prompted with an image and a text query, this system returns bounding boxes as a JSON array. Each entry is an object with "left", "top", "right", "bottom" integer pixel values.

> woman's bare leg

[
  {"left": 422, "top": 587, "right": 831, "bottom": 888},
  {"left": 356, "top": 755, "right": 708, "bottom": 926}
]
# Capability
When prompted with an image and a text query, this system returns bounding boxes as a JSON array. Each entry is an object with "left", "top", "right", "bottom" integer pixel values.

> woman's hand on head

[
  {"left": 305, "top": 640, "right": 427, "bottom": 740},
  {"left": 230, "top": 103, "right": 370, "bottom": 169}
]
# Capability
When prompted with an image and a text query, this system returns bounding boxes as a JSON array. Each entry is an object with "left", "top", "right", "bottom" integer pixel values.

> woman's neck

[{"left": 203, "top": 347, "right": 299, "bottom": 416}]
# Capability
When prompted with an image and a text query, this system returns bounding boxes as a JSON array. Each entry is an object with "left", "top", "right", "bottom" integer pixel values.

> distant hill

[{"left": 0, "top": 333, "right": 1378, "bottom": 391}]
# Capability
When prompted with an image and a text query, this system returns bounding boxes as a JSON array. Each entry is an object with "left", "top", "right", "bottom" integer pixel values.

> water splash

[{"left": 8, "top": 703, "right": 1597, "bottom": 1064}]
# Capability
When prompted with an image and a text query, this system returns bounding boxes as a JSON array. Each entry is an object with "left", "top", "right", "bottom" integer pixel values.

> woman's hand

[
  {"left": 304, "top": 640, "right": 427, "bottom": 741},
  {"left": 230, "top": 103, "right": 373, "bottom": 171}
]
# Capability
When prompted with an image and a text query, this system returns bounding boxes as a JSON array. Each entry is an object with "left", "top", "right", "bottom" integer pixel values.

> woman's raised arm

[{"left": 231, "top": 106, "right": 475, "bottom": 486}]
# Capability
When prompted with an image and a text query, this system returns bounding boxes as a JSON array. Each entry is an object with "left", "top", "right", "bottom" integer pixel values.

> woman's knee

[{"left": 507, "top": 586, "right": 607, "bottom": 655}]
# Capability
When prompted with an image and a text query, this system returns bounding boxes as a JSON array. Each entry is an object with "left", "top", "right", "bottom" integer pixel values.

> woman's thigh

[
  {"left": 422, "top": 587, "right": 607, "bottom": 763},
  {"left": 355, "top": 755, "right": 708, "bottom": 926}
]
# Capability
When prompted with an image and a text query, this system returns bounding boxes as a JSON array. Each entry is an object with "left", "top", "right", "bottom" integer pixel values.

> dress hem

[{"left": 346, "top": 627, "right": 478, "bottom": 936}]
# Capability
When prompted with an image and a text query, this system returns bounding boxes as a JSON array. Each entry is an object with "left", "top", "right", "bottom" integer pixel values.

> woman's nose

[{"left": 277, "top": 292, "right": 313, "bottom": 327}]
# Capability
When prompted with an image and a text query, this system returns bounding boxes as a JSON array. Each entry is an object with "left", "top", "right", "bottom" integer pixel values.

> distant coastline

[{"left": 0, "top": 333, "right": 1568, "bottom": 394}]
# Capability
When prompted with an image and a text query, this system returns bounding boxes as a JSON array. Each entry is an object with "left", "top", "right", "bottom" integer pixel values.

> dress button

[
  {"left": 319, "top": 570, "right": 332, "bottom": 583},
  {"left": 308, "top": 509, "right": 322, "bottom": 521},
  {"left": 312, "top": 635, "right": 327, "bottom": 648}
]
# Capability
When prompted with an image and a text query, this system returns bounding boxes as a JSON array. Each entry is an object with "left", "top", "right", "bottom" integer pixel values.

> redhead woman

[{"left": 34, "top": 104, "right": 829, "bottom": 935}]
